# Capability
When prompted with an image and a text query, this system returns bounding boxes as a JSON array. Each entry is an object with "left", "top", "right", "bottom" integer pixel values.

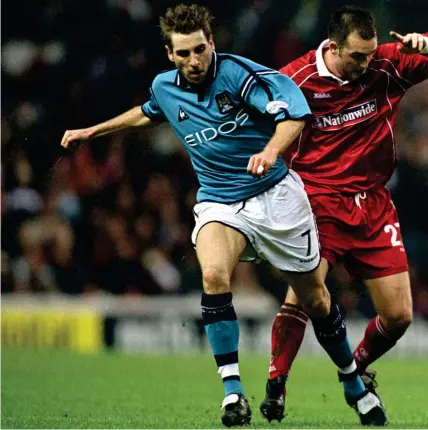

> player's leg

[
  {"left": 355, "top": 271, "right": 413, "bottom": 371},
  {"left": 271, "top": 191, "right": 368, "bottom": 399},
  {"left": 260, "top": 261, "right": 327, "bottom": 422},
  {"left": 254, "top": 175, "right": 385, "bottom": 425},
  {"left": 283, "top": 267, "right": 366, "bottom": 392},
  {"left": 195, "top": 221, "right": 251, "bottom": 426},
  {"left": 263, "top": 218, "right": 367, "bottom": 416},
  {"left": 347, "top": 188, "right": 411, "bottom": 373},
  {"left": 283, "top": 266, "right": 386, "bottom": 426},
  {"left": 260, "top": 286, "right": 305, "bottom": 422},
  {"left": 263, "top": 258, "right": 384, "bottom": 419},
  {"left": 268, "top": 261, "right": 327, "bottom": 383}
]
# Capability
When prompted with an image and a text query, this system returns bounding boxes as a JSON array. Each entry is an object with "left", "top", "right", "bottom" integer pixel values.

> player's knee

[
  {"left": 306, "top": 297, "right": 330, "bottom": 318},
  {"left": 382, "top": 308, "right": 413, "bottom": 335},
  {"left": 303, "top": 288, "right": 330, "bottom": 318},
  {"left": 202, "top": 266, "right": 231, "bottom": 294}
]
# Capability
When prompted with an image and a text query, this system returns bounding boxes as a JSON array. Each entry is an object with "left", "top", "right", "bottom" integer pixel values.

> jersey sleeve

[
  {"left": 375, "top": 34, "right": 428, "bottom": 85},
  {"left": 279, "top": 63, "right": 294, "bottom": 78},
  {"left": 241, "top": 71, "right": 312, "bottom": 123},
  {"left": 141, "top": 86, "right": 167, "bottom": 122}
]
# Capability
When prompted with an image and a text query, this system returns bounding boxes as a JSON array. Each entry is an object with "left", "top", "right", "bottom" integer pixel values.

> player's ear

[
  {"left": 209, "top": 39, "right": 215, "bottom": 50},
  {"left": 165, "top": 45, "right": 174, "bottom": 62},
  {"left": 329, "top": 41, "right": 339, "bottom": 55}
]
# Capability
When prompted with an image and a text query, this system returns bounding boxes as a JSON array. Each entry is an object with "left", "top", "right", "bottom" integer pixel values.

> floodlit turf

[{"left": 2, "top": 348, "right": 427, "bottom": 428}]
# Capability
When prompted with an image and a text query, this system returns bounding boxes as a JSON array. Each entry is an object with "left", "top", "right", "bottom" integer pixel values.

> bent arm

[
  {"left": 265, "top": 120, "right": 305, "bottom": 157},
  {"left": 247, "top": 119, "right": 305, "bottom": 176}
]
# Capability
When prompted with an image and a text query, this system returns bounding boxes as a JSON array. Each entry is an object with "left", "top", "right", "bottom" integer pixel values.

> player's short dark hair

[
  {"left": 328, "top": 5, "right": 377, "bottom": 47},
  {"left": 160, "top": 4, "right": 214, "bottom": 49}
]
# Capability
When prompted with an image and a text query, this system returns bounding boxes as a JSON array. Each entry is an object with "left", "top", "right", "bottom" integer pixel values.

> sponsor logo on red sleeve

[
  {"left": 314, "top": 92, "right": 331, "bottom": 99},
  {"left": 313, "top": 99, "right": 377, "bottom": 131}
]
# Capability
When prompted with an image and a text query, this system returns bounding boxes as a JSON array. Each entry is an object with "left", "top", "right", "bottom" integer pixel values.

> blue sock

[
  {"left": 340, "top": 365, "right": 366, "bottom": 398},
  {"left": 202, "top": 292, "right": 244, "bottom": 397},
  {"left": 311, "top": 297, "right": 365, "bottom": 398}
]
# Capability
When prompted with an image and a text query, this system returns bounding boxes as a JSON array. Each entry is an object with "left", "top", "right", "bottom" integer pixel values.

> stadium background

[{"left": 1, "top": 0, "right": 428, "bottom": 428}]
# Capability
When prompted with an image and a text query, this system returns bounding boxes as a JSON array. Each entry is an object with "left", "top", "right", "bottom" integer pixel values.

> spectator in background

[{"left": 1, "top": 0, "right": 427, "bottom": 324}]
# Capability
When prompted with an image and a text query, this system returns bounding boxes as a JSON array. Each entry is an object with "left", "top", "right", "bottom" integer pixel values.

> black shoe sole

[
  {"left": 221, "top": 414, "right": 251, "bottom": 427},
  {"left": 359, "top": 405, "right": 388, "bottom": 427},
  {"left": 260, "top": 402, "right": 285, "bottom": 423}
]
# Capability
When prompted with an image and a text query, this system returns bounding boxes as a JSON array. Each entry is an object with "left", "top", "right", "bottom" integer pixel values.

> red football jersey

[{"left": 281, "top": 39, "right": 428, "bottom": 195}]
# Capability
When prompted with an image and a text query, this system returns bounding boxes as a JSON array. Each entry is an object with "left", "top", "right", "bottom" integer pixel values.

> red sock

[
  {"left": 354, "top": 316, "right": 397, "bottom": 372},
  {"left": 269, "top": 304, "right": 308, "bottom": 382}
]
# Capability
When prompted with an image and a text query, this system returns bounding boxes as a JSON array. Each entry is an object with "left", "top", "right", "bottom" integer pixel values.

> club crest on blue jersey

[
  {"left": 178, "top": 106, "right": 190, "bottom": 122},
  {"left": 215, "top": 92, "right": 235, "bottom": 114}
]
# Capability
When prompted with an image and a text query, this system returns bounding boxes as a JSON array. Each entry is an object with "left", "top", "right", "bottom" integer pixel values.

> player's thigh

[
  {"left": 245, "top": 172, "right": 320, "bottom": 273},
  {"left": 284, "top": 258, "right": 330, "bottom": 316},
  {"left": 196, "top": 222, "right": 247, "bottom": 293},
  {"left": 308, "top": 193, "right": 355, "bottom": 268},
  {"left": 364, "top": 271, "right": 413, "bottom": 330},
  {"left": 345, "top": 191, "right": 409, "bottom": 275}
]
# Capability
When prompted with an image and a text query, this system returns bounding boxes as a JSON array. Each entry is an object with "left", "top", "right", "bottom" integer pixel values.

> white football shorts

[{"left": 191, "top": 170, "right": 320, "bottom": 273}]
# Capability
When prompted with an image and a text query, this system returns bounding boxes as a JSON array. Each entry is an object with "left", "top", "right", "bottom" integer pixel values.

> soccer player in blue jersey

[{"left": 61, "top": 4, "right": 385, "bottom": 427}]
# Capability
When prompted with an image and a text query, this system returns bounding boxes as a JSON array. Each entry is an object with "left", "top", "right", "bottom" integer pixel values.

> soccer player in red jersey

[{"left": 260, "top": 5, "right": 428, "bottom": 425}]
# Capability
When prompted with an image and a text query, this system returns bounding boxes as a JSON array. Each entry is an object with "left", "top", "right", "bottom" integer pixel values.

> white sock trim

[
  {"left": 276, "top": 312, "right": 308, "bottom": 324},
  {"left": 375, "top": 316, "right": 391, "bottom": 340},
  {"left": 280, "top": 305, "right": 308, "bottom": 318},
  {"left": 339, "top": 360, "right": 357, "bottom": 374},
  {"left": 221, "top": 393, "right": 239, "bottom": 409},
  {"left": 218, "top": 363, "right": 240, "bottom": 379}
]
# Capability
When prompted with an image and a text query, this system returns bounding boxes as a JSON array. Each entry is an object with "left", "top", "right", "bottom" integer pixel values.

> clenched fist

[{"left": 247, "top": 148, "right": 279, "bottom": 178}]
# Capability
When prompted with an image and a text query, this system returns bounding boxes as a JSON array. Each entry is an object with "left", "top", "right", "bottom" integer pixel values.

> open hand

[{"left": 390, "top": 31, "right": 426, "bottom": 54}]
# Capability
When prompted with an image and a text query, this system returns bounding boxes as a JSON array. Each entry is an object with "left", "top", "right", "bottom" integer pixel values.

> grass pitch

[{"left": 2, "top": 348, "right": 427, "bottom": 428}]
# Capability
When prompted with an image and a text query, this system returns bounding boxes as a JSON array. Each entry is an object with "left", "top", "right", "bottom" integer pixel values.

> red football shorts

[{"left": 309, "top": 186, "right": 408, "bottom": 280}]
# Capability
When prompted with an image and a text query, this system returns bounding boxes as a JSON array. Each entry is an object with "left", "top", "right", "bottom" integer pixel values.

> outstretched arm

[
  {"left": 374, "top": 31, "right": 428, "bottom": 85},
  {"left": 60, "top": 106, "right": 156, "bottom": 149}
]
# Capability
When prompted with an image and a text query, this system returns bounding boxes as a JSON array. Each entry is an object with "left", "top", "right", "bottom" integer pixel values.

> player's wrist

[
  {"left": 87, "top": 126, "right": 99, "bottom": 139},
  {"left": 264, "top": 146, "right": 280, "bottom": 159}
]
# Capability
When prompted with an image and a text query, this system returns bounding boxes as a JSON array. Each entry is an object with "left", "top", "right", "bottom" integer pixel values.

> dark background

[{"left": 2, "top": 0, "right": 428, "bottom": 319}]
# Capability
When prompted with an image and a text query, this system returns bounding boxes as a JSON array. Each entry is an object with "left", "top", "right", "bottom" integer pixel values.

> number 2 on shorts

[{"left": 384, "top": 222, "right": 402, "bottom": 247}]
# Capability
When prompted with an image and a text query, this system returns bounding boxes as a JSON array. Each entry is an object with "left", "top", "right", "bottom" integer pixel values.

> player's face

[
  {"left": 334, "top": 31, "right": 377, "bottom": 81},
  {"left": 167, "top": 30, "right": 215, "bottom": 85}
]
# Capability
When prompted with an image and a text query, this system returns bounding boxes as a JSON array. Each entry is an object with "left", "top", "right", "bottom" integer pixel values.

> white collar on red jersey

[{"left": 316, "top": 39, "right": 349, "bottom": 85}]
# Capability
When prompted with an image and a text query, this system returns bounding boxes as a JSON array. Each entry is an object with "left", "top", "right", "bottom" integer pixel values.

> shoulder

[
  {"left": 372, "top": 42, "right": 428, "bottom": 71},
  {"left": 279, "top": 50, "right": 317, "bottom": 82},
  {"left": 370, "top": 43, "right": 418, "bottom": 80},
  {"left": 218, "top": 53, "right": 276, "bottom": 74},
  {"left": 152, "top": 69, "right": 177, "bottom": 90},
  {"left": 373, "top": 42, "right": 402, "bottom": 60},
  {"left": 371, "top": 42, "right": 403, "bottom": 69}
]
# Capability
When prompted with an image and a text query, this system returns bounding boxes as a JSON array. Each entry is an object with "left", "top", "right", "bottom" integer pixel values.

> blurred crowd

[{"left": 2, "top": 0, "right": 428, "bottom": 318}]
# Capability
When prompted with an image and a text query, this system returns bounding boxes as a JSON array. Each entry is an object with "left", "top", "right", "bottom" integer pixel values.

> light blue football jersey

[{"left": 142, "top": 52, "right": 311, "bottom": 203}]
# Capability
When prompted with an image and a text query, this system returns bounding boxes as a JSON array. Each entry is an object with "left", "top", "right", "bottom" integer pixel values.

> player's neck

[{"left": 323, "top": 50, "right": 345, "bottom": 81}]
